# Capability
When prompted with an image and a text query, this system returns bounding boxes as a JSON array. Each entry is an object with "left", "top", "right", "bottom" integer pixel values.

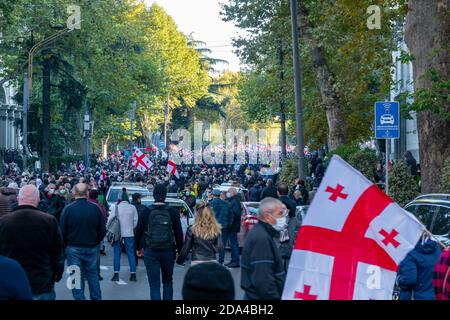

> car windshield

[
  {"left": 405, "top": 204, "right": 438, "bottom": 230},
  {"left": 431, "top": 206, "right": 450, "bottom": 237},
  {"left": 107, "top": 188, "right": 150, "bottom": 203},
  {"left": 141, "top": 200, "right": 192, "bottom": 217}
]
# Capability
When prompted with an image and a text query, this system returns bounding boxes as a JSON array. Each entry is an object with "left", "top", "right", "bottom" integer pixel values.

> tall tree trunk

[
  {"left": 404, "top": 0, "right": 450, "bottom": 193},
  {"left": 298, "top": 2, "right": 347, "bottom": 150},
  {"left": 102, "top": 136, "right": 109, "bottom": 159},
  {"left": 41, "top": 58, "right": 51, "bottom": 172}
]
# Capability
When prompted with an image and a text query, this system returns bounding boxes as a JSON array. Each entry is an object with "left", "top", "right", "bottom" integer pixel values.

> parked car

[
  {"left": 106, "top": 183, "right": 151, "bottom": 208},
  {"left": 404, "top": 194, "right": 450, "bottom": 246},
  {"left": 213, "top": 182, "right": 249, "bottom": 201}
]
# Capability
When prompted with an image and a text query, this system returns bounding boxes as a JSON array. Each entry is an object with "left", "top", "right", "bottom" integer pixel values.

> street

[{"left": 55, "top": 245, "right": 244, "bottom": 300}]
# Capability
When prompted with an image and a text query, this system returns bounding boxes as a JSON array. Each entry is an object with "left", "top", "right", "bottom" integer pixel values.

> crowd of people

[{"left": 0, "top": 149, "right": 448, "bottom": 301}]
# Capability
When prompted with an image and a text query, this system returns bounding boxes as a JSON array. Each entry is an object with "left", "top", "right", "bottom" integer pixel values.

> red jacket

[{"left": 433, "top": 248, "right": 450, "bottom": 300}]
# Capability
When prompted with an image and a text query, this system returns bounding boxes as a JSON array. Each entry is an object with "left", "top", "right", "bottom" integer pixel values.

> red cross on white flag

[
  {"left": 282, "top": 155, "right": 425, "bottom": 300},
  {"left": 131, "top": 148, "right": 153, "bottom": 173},
  {"left": 166, "top": 160, "right": 179, "bottom": 178}
]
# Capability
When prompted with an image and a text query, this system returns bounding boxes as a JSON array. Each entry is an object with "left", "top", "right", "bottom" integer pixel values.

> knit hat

[
  {"left": 153, "top": 183, "right": 167, "bottom": 203},
  {"left": 182, "top": 262, "right": 235, "bottom": 300}
]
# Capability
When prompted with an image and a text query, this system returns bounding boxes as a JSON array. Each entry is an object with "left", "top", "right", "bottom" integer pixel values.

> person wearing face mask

[{"left": 241, "top": 197, "right": 287, "bottom": 300}]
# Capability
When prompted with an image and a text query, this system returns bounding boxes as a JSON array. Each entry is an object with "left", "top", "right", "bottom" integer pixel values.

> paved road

[{"left": 55, "top": 244, "right": 244, "bottom": 300}]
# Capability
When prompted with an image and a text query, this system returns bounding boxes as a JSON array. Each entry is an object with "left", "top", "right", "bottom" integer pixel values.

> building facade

[
  {"left": 390, "top": 37, "right": 420, "bottom": 163},
  {"left": 0, "top": 78, "right": 22, "bottom": 150}
]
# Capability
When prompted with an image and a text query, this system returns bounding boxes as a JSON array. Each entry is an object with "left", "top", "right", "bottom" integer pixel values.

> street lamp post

[{"left": 23, "top": 27, "right": 76, "bottom": 170}]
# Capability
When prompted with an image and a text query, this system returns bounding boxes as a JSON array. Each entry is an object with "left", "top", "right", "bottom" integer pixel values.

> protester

[
  {"left": 177, "top": 201, "right": 223, "bottom": 266},
  {"left": 210, "top": 188, "right": 233, "bottom": 265},
  {"left": 135, "top": 184, "right": 183, "bottom": 300},
  {"left": 260, "top": 178, "right": 278, "bottom": 200},
  {"left": 60, "top": 183, "right": 107, "bottom": 300},
  {"left": 277, "top": 183, "right": 298, "bottom": 270},
  {"left": 182, "top": 261, "right": 235, "bottom": 300},
  {"left": 241, "top": 197, "right": 286, "bottom": 300},
  {"left": 404, "top": 150, "right": 418, "bottom": 177},
  {"left": 225, "top": 187, "right": 242, "bottom": 268},
  {"left": 433, "top": 245, "right": 450, "bottom": 300},
  {"left": 0, "top": 185, "right": 65, "bottom": 300},
  {"left": 0, "top": 255, "right": 33, "bottom": 300},
  {"left": 249, "top": 179, "right": 264, "bottom": 202},
  {"left": 108, "top": 191, "right": 138, "bottom": 282},
  {"left": 397, "top": 233, "right": 442, "bottom": 300},
  {"left": 0, "top": 183, "right": 18, "bottom": 217},
  {"left": 293, "top": 179, "right": 309, "bottom": 205}
]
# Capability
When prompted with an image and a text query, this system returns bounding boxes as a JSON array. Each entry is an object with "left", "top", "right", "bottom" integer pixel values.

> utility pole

[
  {"left": 290, "top": 0, "right": 306, "bottom": 179},
  {"left": 130, "top": 101, "right": 137, "bottom": 151},
  {"left": 22, "top": 74, "right": 29, "bottom": 170},
  {"left": 83, "top": 101, "right": 90, "bottom": 168},
  {"left": 164, "top": 91, "right": 169, "bottom": 149},
  {"left": 278, "top": 42, "right": 287, "bottom": 162}
]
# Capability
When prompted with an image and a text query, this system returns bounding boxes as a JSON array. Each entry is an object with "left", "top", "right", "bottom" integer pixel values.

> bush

[
  {"left": 327, "top": 143, "right": 361, "bottom": 162},
  {"left": 348, "top": 148, "right": 378, "bottom": 182},
  {"left": 279, "top": 155, "right": 310, "bottom": 187},
  {"left": 439, "top": 156, "right": 450, "bottom": 193},
  {"left": 389, "top": 161, "right": 419, "bottom": 207}
]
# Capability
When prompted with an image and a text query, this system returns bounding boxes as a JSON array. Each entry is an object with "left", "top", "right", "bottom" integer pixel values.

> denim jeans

[
  {"left": 143, "top": 248, "right": 174, "bottom": 300},
  {"left": 66, "top": 246, "right": 102, "bottom": 300},
  {"left": 219, "top": 229, "right": 229, "bottom": 264},
  {"left": 113, "top": 237, "right": 137, "bottom": 273},
  {"left": 228, "top": 231, "right": 240, "bottom": 265},
  {"left": 33, "top": 288, "right": 56, "bottom": 300}
]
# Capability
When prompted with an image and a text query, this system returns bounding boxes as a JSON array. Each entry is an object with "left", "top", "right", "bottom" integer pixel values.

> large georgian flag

[
  {"left": 131, "top": 148, "right": 153, "bottom": 173},
  {"left": 282, "top": 155, "right": 425, "bottom": 300}
]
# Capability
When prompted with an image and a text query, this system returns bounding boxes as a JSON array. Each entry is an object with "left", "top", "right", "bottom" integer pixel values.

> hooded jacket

[
  {"left": 0, "top": 187, "right": 18, "bottom": 217},
  {"left": 397, "top": 239, "right": 442, "bottom": 300}
]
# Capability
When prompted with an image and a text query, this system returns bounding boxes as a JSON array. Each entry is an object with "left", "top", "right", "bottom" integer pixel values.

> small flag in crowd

[
  {"left": 166, "top": 160, "right": 179, "bottom": 178},
  {"left": 131, "top": 148, "right": 153, "bottom": 173},
  {"left": 78, "top": 163, "right": 85, "bottom": 172},
  {"left": 282, "top": 155, "right": 425, "bottom": 300}
]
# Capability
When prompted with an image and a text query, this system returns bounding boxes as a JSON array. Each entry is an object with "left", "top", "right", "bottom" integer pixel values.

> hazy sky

[{"left": 146, "top": 0, "right": 241, "bottom": 72}]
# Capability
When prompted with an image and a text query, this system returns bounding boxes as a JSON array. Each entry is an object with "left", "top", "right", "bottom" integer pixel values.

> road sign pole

[{"left": 385, "top": 139, "right": 389, "bottom": 195}]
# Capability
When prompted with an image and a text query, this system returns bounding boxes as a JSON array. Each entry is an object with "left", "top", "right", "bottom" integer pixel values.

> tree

[
  {"left": 389, "top": 161, "right": 419, "bottom": 207},
  {"left": 404, "top": 1, "right": 450, "bottom": 193},
  {"left": 221, "top": 0, "right": 401, "bottom": 150}
]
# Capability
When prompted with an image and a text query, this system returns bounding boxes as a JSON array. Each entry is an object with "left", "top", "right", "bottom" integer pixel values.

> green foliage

[
  {"left": 389, "top": 161, "right": 419, "bottom": 207},
  {"left": 439, "top": 156, "right": 450, "bottom": 193},
  {"left": 326, "top": 143, "right": 361, "bottom": 162},
  {"left": 348, "top": 149, "right": 378, "bottom": 182},
  {"left": 222, "top": 0, "right": 402, "bottom": 148},
  {"left": 279, "top": 155, "right": 310, "bottom": 186}
]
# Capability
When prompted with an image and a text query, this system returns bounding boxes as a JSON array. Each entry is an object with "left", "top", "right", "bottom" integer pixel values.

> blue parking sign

[{"left": 375, "top": 101, "right": 400, "bottom": 139}]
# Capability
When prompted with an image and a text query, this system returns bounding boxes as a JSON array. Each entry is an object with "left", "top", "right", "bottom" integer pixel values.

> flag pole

[{"left": 424, "top": 229, "right": 448, "bottom": 249}]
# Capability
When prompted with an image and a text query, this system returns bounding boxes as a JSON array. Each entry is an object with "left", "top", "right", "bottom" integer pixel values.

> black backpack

[{"left": 145, "top": 206, "right": 174, "bottom": 250}]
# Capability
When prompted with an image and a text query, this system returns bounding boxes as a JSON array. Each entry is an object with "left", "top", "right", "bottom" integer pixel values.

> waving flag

[
  {"left": 131, "top": 148, "right": 153, "bottom": 173},
  {"left": 166, "top": 160, "right": 179, "bottom": 178},
  {"left": 282, "top": 155, "right": 425, "bottom": 300}
]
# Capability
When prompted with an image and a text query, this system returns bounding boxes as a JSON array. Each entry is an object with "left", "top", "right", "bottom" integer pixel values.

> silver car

[
  {"left": 404, "top": 194, "right": 450, "bottom": 246},
  {"left": 106, "top": 183, "right": 151, "bottom": 208}
]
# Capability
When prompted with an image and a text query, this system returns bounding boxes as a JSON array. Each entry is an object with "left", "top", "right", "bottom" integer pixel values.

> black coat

[
  {"left": 0, "top": 205, "right": 65, "bottom": 295},
  {"left": 134, "top": 204, "right": 184, "bottom": 253},
  {"left": 249, "top": 184, "right": 263, "bottom": 202},
  {"left": 260, "top": 185, "right": 278, "bottom": 201},
  {"left": 241, "top": 221, "right": 286, "bottom": 300},
  {"left": 228, "top": 195, "right": 243, "bottom": 233},
  {"left": 176, "top": 227, "right": 223, "bottom": 264}
]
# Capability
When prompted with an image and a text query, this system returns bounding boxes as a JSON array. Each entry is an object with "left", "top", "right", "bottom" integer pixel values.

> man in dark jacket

[
  {"left": 260, "top": 179, "right": 278, "bottom": 201},
  {"left": 135, "top": 184, "right": 183, "bottom": 300},
  {"left": 225, "top": 187, "right": 242, "bottom": 268},
  {"left": 0, "top": 185, "right": 65, "bottom": 300},
  {"left": 60, "top": 183, "right": 106, "bottom": 300},
  {"left": 249, "top": 179, "right": 264, "bottom": 202},
  {"left": 210, "top": 188, "right": 233, "bottom": 265},
  {"left": 241, "top": 197, "right": 286, "bottom": 300},
  {"left": 397, "top": 236, "right": 442, "bottom": 300}
]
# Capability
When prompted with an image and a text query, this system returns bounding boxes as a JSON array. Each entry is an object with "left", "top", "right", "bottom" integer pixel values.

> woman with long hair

[{"left": 176, "top": 201, "right": 223, "bottom": 266}]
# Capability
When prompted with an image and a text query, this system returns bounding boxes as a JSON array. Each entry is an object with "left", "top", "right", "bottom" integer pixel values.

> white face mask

[{"left": 273, "top": 216, "right": 287, "bottom": 232}]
